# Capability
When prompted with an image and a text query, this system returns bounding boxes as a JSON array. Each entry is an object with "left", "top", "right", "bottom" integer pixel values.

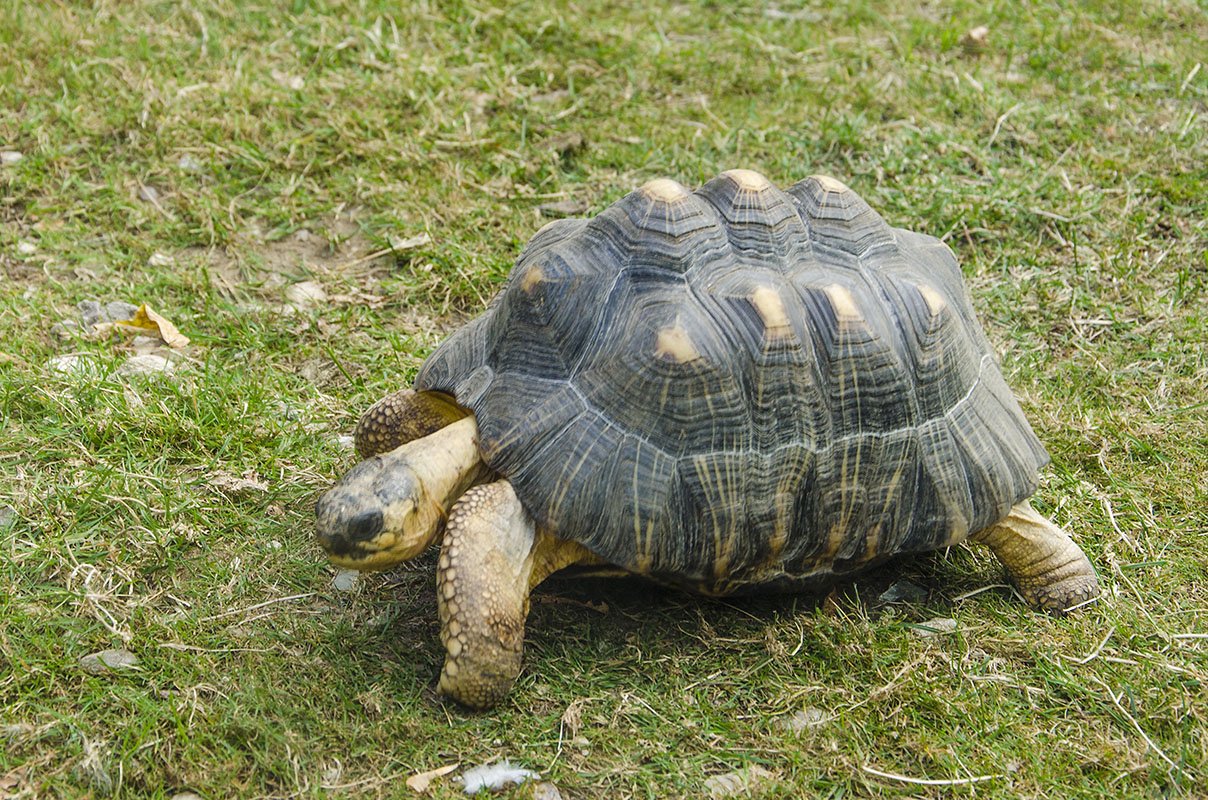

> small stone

[
  {"left": 137, "top": 185, "right": 161, "bottom": 203},
  {"left": 46, "top": 354, "right": 103, "bottom": 377},
  {"left": 333, "top": 569, "right": 360, "bottom": 592},
  {"left": 271, "top": 69, "right": 305, "bottom": 90},
  {"left": 79, "top": 648, "right": 140, "bottom": 675},
  {"left": 531, "top": 782, "right": 564, "bottom": 800},
  {"left": 147, "top": 252, "right": 174, "bottom": 268},
  {"left": 171, "top": 793, "right": 204, "bottom": 800},
  {"left": 336, "top": 435, "right": 356, "bottom": 451},
  {"left": 880, "top": 580, "right": 928, "bottom": 604},
  {"left": 104, "top": 300, "right": 140, "bottom": 322},
  {"left": 961, "top": 25, "right": 991, "bottom": 54},
  {"left": 0, "top": 150, "right": 23, "bottom": 165},
  {"left": 114, "top": 354, "right": 176, "bottom": 377},
  {"left": 176, "top": 155, "right": 203, "bottom": 172},
  {"left": 16, "top": 241, "right": 37, "bottom": 256},
  {"left": 130, "top": 335, "right": 163, "bottom": 353},
  {"left": 77, "top": 300, "right": 105, "bottom": 327},
  {"left": 285, "top": 281, "right": 327, "bottom": 310},
  {"left": 51, "top": 319, "right": 82, "bottom": 338},
  {"left": 0, "top": 505, "right": 16, "bottom": 529},
  {"left": 704, "top": 766, "right": 779, "bottom": 799},
  {"left": 122, "top": 385, "right": 145, "bottom": 409},
  {"left": 273, "top": 400, "right": 301, "bottom": 420},
  {"left": 912, "top": 617, "right": 958, "bottom": 638},
  {"left": 545, "top": 131, "right": 585, "bottom": 157}
]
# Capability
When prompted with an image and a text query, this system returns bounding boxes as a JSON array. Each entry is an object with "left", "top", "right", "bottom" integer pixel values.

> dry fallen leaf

[
  {"left": 114, "top": 305, "right": 190, "bottom": 348},
  {"left": 1, "top": 767, "right": 30, "bottom": 797},
  {"left": 285, "top": 280, "right": 328, "bottom": 310},
  {"left": 330, "top": 288, "right": 386, "bottom": 308},
  {"left": 406, "top": 764, "right": 458, "bottom": 794},
  {"left": 390, "top": 232, "right": 432, "bottom": 251},
  {"left": 539, "top": 199, "right": 588, "bottom": 218}
]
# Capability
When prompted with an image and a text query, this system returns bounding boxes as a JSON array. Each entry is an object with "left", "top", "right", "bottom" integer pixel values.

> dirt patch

[{"left": 185, "top": 208, "right": 390, "bottom": 297}]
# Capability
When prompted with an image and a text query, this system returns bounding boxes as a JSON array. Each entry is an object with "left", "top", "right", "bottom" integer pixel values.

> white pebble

[
  {"left": 285, "top": 280, "right": 328, "bottom": 310},
  {"left": 46, "top": 354, "right": 103, "bottom": 377},
  {"left": 333, "top": 569, "right": 360, "bottom": 592}
]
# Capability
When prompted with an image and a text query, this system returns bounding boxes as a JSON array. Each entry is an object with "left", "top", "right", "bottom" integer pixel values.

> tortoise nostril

[{"left": 348, "top": 509, "right": 384, "bottom": 540}]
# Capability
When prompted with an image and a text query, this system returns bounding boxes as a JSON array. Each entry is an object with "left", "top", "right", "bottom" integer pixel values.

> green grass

[{"left": 2, "top": 0, "right": 1205, "bottom": 797}]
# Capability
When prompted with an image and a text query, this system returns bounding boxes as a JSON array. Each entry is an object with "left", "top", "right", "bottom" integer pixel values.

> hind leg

[{"left": 972, "top": 501, "right": 1100, "bottom": 614}]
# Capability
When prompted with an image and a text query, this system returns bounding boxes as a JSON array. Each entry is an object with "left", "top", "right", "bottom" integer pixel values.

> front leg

[{"left": 436, "top": 480, "right": 593, "bottom": 709}]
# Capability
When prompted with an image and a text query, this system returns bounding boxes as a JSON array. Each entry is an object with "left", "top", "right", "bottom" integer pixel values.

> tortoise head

[
  {"left": 315, "top": 415, "right": 485, "bottom": 571},
  {"left": 315, "top": 452, "right": 438, "bottom": 570}
]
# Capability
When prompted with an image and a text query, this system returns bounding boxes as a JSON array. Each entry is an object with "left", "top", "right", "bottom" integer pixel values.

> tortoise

[{"left": 315, "top": 171, "right": 1099, "bottom": 709}]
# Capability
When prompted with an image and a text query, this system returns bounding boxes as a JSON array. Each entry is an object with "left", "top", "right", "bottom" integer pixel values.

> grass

[{"left": 1, "top": 0, "right": 1205, "bottom": 797}]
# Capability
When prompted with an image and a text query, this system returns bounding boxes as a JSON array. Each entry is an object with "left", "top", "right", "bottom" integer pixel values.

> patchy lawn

[{"left": 1, "top": 1, "right": 1205, "bottom": 797}]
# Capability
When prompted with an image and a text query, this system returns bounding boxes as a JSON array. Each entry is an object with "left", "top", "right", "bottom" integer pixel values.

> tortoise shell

[{"left": 416, "top": 171, "right": 1048, "bottom": 594}]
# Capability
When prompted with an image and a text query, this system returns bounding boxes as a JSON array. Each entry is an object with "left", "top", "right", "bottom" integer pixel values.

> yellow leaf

[{"left": 115, "top": 304, "right": 190, "bottom": 348}]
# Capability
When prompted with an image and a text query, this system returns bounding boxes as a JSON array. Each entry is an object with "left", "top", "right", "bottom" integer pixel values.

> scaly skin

[
  {"left": 353, "top": 389, "right": 466, "bottom": 459},
  {"left": 973, "top": 501, "right": 1100, "bottom": 613},
  {"left": 436, "top": 480, "right": 596, "bottom": 709},
  {"left": 314, "top": 416, "right": 484, "bottom": 570}
]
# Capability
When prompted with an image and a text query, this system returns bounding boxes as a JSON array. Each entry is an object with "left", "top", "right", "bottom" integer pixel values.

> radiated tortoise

[{"left": 315, "top": 170, "right": 1100, "bottom": 709}]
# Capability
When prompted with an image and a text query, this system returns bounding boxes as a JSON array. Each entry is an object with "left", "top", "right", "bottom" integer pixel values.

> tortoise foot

[{"left": 973, "top": 501, "right": 1100, "bottom": 615}]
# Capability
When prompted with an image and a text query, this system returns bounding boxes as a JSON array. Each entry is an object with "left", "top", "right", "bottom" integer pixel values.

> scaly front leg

[{"left": 436, "top": 480, "right": 593, "bottom": 709}]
